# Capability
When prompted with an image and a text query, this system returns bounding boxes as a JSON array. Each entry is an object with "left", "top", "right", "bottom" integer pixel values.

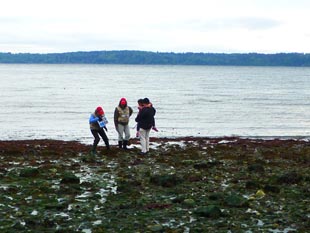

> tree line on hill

[{"left": 0, "top": 50, "right": 310, "bottom": 66}]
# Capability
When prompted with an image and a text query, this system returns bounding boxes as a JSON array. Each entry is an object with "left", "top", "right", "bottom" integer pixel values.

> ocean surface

[{"left": 1, "top": 64, "right": 310, "bottom": 144}]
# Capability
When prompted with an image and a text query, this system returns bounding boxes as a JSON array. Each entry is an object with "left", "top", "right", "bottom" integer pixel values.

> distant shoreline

[{"left": 1, "top": 50, "right": 310, "bottom": 66}]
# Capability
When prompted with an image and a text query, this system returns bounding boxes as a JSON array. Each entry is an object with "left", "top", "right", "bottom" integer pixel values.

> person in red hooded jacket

[
  {"left": 114, "top": 98, "right": 133, "bottom": 149},
  {"left": 89, "top": 106, "right": 110, "bottom": 155}
]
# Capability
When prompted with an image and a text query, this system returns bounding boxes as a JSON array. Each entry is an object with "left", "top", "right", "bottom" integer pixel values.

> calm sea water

[{"left": 1, "top": 64, "right": 310, "bottom": 144}]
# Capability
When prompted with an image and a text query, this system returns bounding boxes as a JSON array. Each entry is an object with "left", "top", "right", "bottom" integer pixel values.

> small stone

[
  {"left": 255, "top": 189, "right": 266, "bottom": 198},
  {"left": 194, "top": 205, "right": 222, "bottom": 218},
  {"left": 224, "top": 194, "right": 247, "bottom": 207},
  {"left": 147, "top": 224, "right": 163, "bottom": 232},
  {"left": 248, "top": 164, "right": 265, "bottom": 173},
  {"left": 19, "top": 168, "right": 39, "bottom": 177},
  {"left": 183, "top": 198, "right": 196, "bottom": 207},
  {"left": 60, "top": 173, "right": 80, "bottom": 184}
]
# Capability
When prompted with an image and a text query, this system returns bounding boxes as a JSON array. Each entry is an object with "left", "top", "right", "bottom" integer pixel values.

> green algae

[{"left": 0, "top": 138, "right": 309, "bottom": 232}]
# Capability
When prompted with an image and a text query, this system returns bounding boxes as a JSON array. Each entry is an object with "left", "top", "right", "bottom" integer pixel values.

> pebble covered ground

[{"left": 0, "top": 137, "right": 309, "bottom": 232}]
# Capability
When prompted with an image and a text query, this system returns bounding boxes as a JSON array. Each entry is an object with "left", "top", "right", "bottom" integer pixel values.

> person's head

[
  {"left": 142, "top": 98, "right": 150, "bottom": 105},
  {"left": 137, "top": 98, "right": 143, "bottom": 107},
  {"left": 95, "top": 106, "right": 104, "bottom": 116},
  {"left": 119, "top": 97, "right": 127, "bottom": 107}
]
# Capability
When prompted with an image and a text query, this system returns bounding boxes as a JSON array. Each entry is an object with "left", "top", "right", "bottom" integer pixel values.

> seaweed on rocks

[{"left": 0, "top": 137, "right": 309, "bottom": 232}]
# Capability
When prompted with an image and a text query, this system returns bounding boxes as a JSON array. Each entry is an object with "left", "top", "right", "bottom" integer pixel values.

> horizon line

[{"left": 1, "top": 50, "right": 309, "bottom": 55}]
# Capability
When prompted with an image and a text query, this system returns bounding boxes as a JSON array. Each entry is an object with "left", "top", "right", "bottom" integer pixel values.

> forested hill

[{"left": 1, "top": 50, "right": 310, "bottom": 66}]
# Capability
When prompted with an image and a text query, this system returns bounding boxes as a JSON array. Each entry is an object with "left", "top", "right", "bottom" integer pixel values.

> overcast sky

[{"left": 1, "top": 0, "right": 310, "bottom": 54}]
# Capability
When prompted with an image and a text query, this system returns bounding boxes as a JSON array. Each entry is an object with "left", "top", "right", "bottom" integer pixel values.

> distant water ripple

[{"left": 0, "top": 64, "right": 310, "bottom": 144}]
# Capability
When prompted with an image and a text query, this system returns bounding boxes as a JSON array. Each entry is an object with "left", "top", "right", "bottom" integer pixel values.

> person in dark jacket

[
  {"left": 135, "top": 98, "right": 144, "bottom": 138},
  {"left": 114, "top": 98, "right": 133, "bottom": 149},
  {"left": 135, "top": 98, "right": 156, "bottom": 155},
  {"left": 89, "top": 106, "right": 109, "bottom": 155}
]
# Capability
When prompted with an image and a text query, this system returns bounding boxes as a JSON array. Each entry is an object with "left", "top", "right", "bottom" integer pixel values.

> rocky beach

[{"left": 0, "top": 137, "right": 309, "bottom": 232}]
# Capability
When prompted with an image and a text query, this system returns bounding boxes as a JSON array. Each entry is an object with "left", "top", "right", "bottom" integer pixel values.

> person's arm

[
  {"left": 151, "top": 108, "right": 158, "bottom": 131},
  {"left": 135, "top": 110, "right": 141, "bottom": 122},
  {"left": 89, "top": 114, "right": 100, "bottom": 124},
  {"left": 114, "top": 108, "right": 119, "bottom": 129},
  {"left": 129, "top": 106, "right": 133, "bottom": 117}
]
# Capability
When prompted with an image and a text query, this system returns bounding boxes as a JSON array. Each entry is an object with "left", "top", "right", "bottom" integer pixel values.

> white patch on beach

[
  {"left": 218, "top": 139, "right": 237, "bottom": 144},
  {"left": 31, "top": 210, "right": 38, "bottom": 216},
  {"left": 268, "top": 227, "right": 297, "bottom": 233}
]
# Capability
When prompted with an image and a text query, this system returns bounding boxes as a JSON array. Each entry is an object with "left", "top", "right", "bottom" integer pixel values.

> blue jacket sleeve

[{"left": 89, "top": 114, "right": 99, "bottom": 124}]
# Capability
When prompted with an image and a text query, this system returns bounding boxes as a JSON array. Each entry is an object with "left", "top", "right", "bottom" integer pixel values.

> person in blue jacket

[{"left": 89, "top": 106, "right": 110, "bottom": 155}]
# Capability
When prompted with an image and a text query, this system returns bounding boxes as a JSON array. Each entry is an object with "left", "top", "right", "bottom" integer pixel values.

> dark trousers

[{"left": 91, "top": 128, "right": 109, "bottom": 149}]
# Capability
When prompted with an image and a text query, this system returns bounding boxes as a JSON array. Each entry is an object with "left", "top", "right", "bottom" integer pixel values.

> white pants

[
  {"left": 139, "top": 128, "right": 151, "bottom": 153},
  {"left": 117, "top": 124, "right": 131, "bottom": 141}
]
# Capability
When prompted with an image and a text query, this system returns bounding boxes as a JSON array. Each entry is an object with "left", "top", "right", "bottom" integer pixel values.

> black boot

[
  {"left": 91, "top": 145, "right": 97, "bottom": 155},
  {"left": 118, "top": 141, "right": 122, "bottom": 149},
  {"left": 123, "top": 140, "right": 128, "bottom": 150}
]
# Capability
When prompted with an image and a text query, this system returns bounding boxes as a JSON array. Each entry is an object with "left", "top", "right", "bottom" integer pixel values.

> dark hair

[
  {"left": 138, "top": 99, "right": 143, "bottom": 104},
  {"left": 142, "top": 98, "right": 150, "bottom": 104}
]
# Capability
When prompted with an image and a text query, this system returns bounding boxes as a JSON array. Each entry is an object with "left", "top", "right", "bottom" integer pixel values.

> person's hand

[{"left": 104, "top": 126, "right": 108, "bottom": 132}]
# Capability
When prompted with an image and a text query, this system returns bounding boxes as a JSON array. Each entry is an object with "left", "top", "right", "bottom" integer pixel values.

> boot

[
  {"left": 123, "top": 140, "right": 128, "bottom": 150},
  {"left": 91, "top": 145, "right": 97, "bottom": 155},
  {"left": 118, "top": 141, "right": 122, "bottom": 149},
  {"left": 104, "top": 140, "right": 110, "bottom": 150}
]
